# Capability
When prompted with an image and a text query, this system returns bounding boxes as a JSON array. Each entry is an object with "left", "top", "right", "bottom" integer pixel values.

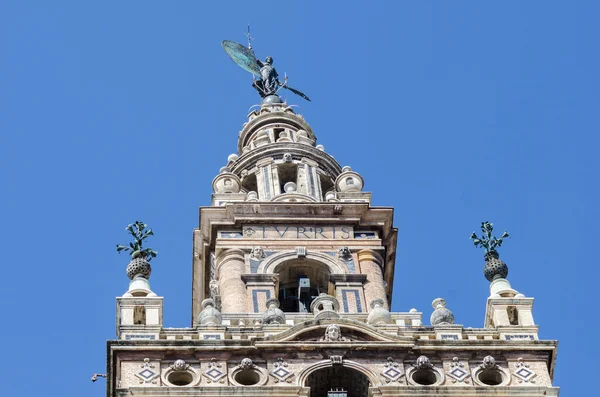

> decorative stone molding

[
  {"left": 171, "top": 359, "right": 189, "bottom": 371},
  {"left": 295, "top": 246, "right": 307, "bottom": 258},
  {"left": 381, "top": 357, "right": 404, "bottom": 383},
  {"left": 513, "top": 357, "right": 537, "bottom": 384},
  {"left": 330, "top": 355, "right": 343, "bottom": 365},
  {"left": 270, "top": 358, "right": 295, "bottom": 383},
  {"left": 405, "top": 356, "right": 445, "bottom": 386},
  {"left": 320, "top": 324, "right": 349, "bottom": 342},
  {"left": 337, "top": 246, "right": 352, "bottom": 260},
  {"left": 202, "top": 359, "right": 226, "bottom": 384},
  {"left": 250, "top": 246, "right": 266, "bottom": 260},
  {"left": 259, "top": 251, "right": 345, "bottom": 275},
  {"left": 209, "top": 280, "right": 219, "bottom": 300},
  {"left": 471, "top": 355, "right": 511, "bottom": 387},
  {"left": 240, "top": 358, "right": 254, "bottom": 370},
  {"left": 446, "top": 357, "right": 470, "bottom": 384},
  {"left": 134, "top": 358, "right": 160, "bottom": 385}
]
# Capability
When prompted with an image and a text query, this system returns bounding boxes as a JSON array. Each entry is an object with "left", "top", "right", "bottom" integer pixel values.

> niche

[
  {"left": 133, "top": 306, "right": 146, "bottom": 325},
  {"left": 507, "top": 306, "right": 519, "bottom": 325}
]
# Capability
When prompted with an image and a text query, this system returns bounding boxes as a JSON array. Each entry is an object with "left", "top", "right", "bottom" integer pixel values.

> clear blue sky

[{"left": 0, "top": 1, "right": 596, "bottom": 395}]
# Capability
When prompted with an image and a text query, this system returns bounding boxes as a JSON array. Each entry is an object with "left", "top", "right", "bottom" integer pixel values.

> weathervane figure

[{"left": 222, "top": 27, "right": 311, "bottom": 104}]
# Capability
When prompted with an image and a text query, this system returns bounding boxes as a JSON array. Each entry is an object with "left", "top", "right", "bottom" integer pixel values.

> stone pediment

[{"left": 257, "top": 319, "right": 412, "bottom": 344}]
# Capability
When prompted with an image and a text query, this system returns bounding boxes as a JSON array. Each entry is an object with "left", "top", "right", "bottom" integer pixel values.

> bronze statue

[
  {"left": 255, "top": 56, "right": 278, "bottom": 97},
  {"left": 222, "top": 29, "right": 311, "bottom": 104}
]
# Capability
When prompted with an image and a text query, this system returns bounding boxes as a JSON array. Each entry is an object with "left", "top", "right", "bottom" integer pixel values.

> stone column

[
  {"left": 216, "top": 249, "right": 247, "bottom": 313},
  {"left": 357, "top": 250, "right": 388, "bottom": 311}
]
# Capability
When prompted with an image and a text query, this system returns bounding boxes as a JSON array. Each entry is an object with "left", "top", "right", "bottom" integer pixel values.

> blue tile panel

[
  {"left": 219, "top": 231, "right": 243, "bottom": 238},
  {"left": 341, "top": 289, "right": 363, "bottom": 313},
  {"left": 252, "top": 289, "right": 272, "bottom": 312},
  {"left": 125, "top": 334, "right": 156, "bottom": 340},
  {"left": 505, "top": 334, "right": 535, "bottom": 341},
  {"left": 354, "top": 231, "right": 377, "bottom": 239},
  {"left": 441, "top": 334, "right": 459, "bottom": 340},
  {"left": 263, "top": 167, "right": 271, "bottom": 199},
  {"left": 308, "top": 165, "right": 316, "bottom": 196}
]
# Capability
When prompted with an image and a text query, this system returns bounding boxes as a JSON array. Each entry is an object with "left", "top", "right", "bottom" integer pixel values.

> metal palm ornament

[
  {"left": 116, "top": 221, "right": 158, "bottom": 261},
  {"left": 470, "top": 221, "right": 509, "bottom": 259}
]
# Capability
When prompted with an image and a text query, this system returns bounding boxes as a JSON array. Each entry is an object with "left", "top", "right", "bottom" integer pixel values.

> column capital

[
  {"left": 357, "top": 249, "right": 384, "bottom": 268},
  {"left": 215, "top": 248, "right": 245, "bottom": 279},
  {"left": 215, "top": 248, "right": 245, "bottom": 262}
]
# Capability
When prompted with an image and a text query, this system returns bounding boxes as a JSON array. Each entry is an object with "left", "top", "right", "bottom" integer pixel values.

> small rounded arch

[{"left": 258, "top": 251, "right": 346, "bottom": 275}]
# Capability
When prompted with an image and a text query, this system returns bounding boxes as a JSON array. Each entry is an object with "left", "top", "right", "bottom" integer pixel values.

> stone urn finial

[
  {"left": 367, "top": 299, "right": 392, "bottom": 325},
  {"left": 430, "top": 298, "right": 455, "bottom": 326},
  {"left": 470, "top": 221, "right": 510, "bottom": 282},
  {"left": 262, "top": 298, "right": 286, "bottom": 325},
  {"left": 116, "top": 221, "right": 158, "bottom": 280},
  {"left": 198, "top": 298, "right": 222, "bottom": 326}
]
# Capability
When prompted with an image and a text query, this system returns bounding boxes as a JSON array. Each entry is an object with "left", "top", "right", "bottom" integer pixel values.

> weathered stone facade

[{"left": 107, "top": 103, "right": 560, "bottom": 397}]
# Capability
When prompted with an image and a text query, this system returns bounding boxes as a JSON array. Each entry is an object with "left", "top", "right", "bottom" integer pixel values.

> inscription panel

[{"left": 243, "top": 225, "right": 353, "bottom": 240}]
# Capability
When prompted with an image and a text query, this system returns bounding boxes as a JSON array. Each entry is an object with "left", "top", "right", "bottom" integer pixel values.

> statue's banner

[
  {"left": 222, "top": 40, "right": 260, "bottom": 77},
  {"left": 242, "top": 225, "right": 353, "bottom": 240}
]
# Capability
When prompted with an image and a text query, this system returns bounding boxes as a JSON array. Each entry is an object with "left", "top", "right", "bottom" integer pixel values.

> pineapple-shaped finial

[{"left": 116, "top": 221, "right": 157, "bottom": 280}]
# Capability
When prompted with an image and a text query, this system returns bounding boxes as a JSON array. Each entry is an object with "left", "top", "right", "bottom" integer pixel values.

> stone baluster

[
  {"left": 216, "top": 249, "right": 247, "bottom": 313},
  {"left": 357, "top": 250, "right": 388, "bottom": 310}
]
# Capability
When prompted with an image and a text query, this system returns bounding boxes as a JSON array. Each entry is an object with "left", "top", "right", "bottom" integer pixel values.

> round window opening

[
  {"left": 478, "top": 369, "right": 503, "bottom": 386},
  {"left": 411, "top": 369, "right": 438, "bottom": 386},
  {"left": 167, "top": 371, "right": 193, "bottom": 386},
  {"left": 234, "top": 369, "right": 261, "bottom": 386}
]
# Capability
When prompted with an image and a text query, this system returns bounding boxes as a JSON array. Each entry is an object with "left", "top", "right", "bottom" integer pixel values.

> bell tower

[
  {"left": 192, "top": 102, "right": 396, "bottom": 329},
  {"left": 105, "top": 39, "right": 560, "bottom": 397}
]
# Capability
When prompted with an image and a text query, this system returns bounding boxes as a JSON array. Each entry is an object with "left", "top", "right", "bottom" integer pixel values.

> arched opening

[
  {"left": 306, "top": 367, "right": 370, "bottom": 397},
  {"left": 320, "top": 175, "right": 334, "bottom": 199},
  {"left": 241, "top": 172, "right": 257, "bottom": 194},
  {"left": 277, "top": 163, "right": 298, "bottom": 194},
  {"left": 277, "top": 260, "right": 331, "bottom": 313}
]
